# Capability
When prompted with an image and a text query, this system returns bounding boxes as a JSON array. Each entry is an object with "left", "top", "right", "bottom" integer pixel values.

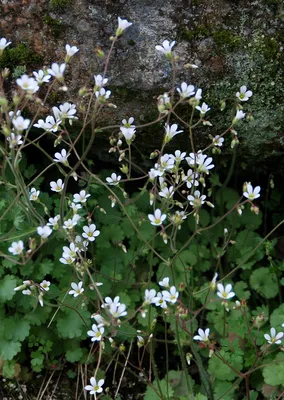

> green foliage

[
  {"left": 49, "top": 0, "right": 73, "bottom": 11},
  {"left": 250, "top": 267, "right": 278, "bottom": 298},
  {"left": 0, "top": 43, "right": 42, "bottom": 70}
]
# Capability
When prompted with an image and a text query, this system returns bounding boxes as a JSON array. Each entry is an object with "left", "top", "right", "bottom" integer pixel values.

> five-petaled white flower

[
  {"left": 73, "top": 190, "right": 91, "bottom": 203},
  {"left": 162, "top": 286, "right": 179, "bottom": 304},
  {"left": 116, "top": 17, "right": 132, "bottom": 36},
  {"left": 8, "top": 240, "right": 24, "bottom": 255},
  {"left": 177, "top": 82, "right": 195, "bottom": 99},
  {"left": 70, "top": 202, "right": 82, "bottom": 213},
  {"left": 16, "top": 74, "right": 39, "bottom": 94},
  {"left": 69, "top": 281, "right": 84, "bottom": 297},
  {"left": 234, "top": 110, "right": 246, "bottom": 122},
  {"left": 210, "top": 273, "right": 218, "bottom": 290},
  {"left": 47, "top": 215, "right": 60, "bottom": 229},
  {"left": 82, "top": 224, "right": 100, "bottom": 241},
  {"left": 264, "top": 328, "right": 284, "bottom": 345},
  {"left": 53, "top": 102, "right": 77, "bottom": 124},
  {"left": 50, "top": 179, "right": 64, "bottom": 193},
  {"left": 154, "top": 292, "right": 168, "bottom": 309},
  {"left": 0, "top": 37, "right": 11, "bottom": 51},
  {"left": 30, "top": 188, "right": 40, "bottom": 201},
  {"left": 193, "top": 328, "right": 210, "bottom": 342},
  {"left": 196, "top": 102, "right": 211, "bottom": 115},
  {"left": 12, "top": 116, "right": 30, "bottom": 132},
  {"left": 144, "top": 289, "right": 157, "bottom": 305},
  {"left": 40, "top": 280, "right": 50, "bottom": 291},
  {"left": 65, "top": 44, "right": 79, "bottom": 60},
  {"left": 148, "top": 209, "right": 167, "bottom": 226},
  {"left": 7, "top": 133, "right": 23, "bottom": 148},
  {"left": 48, "top": 63, "right": 66, "bottom": 80},
  {"left": 85, "top": 377, "right": 104, "bottom": 395},
  {"left": 159, "top": 186, "right": 174, "bottom": 199},
  {"left": 194, "top": 88, "right": 202, "bottom": 101},
  {"left": 187, "top": 190, "right": 206, "bottom": 208},
  {"left": 33, "top": 69, "right": 51, "bottom": 84},
  {"left": 164, "top": 124, "right": 183, "bottom": 143},
  {"left": 109, "top": 303, "right": 127, "bottom": 318},
  {"left": 94, "top": 74, "right": 108, "bottom": 88},
  {"left": 243, "top": 183, "right": 261, "bottom": 201},
  {"left": 87, "top": 324, "right": 104, "bottom": 342},
  {"left": 95, "top": 87, "right": 111, "bottom": 101},
  {"left": 62, "top": 214, "right": 80, "bottom": 230},
  {"left": 106, "top": 173, "right": 121, "bottom": 185},
  {"left": 236, "top": 85, "right": 253, "bottom": 102},
  {"left": 53, "top": 149, "right": 69, "bottom": 165},
  {"left": 213, "top": 135, "right": 224, "bottom": 147},
  {"left": 217, "top": 283, "right": 235, "bottom": 300},
  {"left": 37, "top": 225, "right": 52, "bottom": 239},
  {"left": 155, "top": 40, "right": 176, "bottom": 57}
]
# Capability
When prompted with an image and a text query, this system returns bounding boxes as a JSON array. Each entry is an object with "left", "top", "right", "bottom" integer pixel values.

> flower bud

[
  {"left": 220, "top": 100, "right": 226, "bottom": 111},
  {"left": 94, "top": 47, "right": 105, "bottom": 58},
  {"left": 120, "top": 164, "right": 128, "bottom": 174},
  {"left": 79, "top": 87, "right": 88, "bottom": 97},
  {"left": 150, "top": 151, "right": 159, "bottom": 159},
  {"left": 0, "top": 96, "right": 8, "bottom": 107},
  {"left": 2, "top": 68, "right": 10, "bottom": 78},
  {"left": 13, "top": 95, "right": 21, "bottom": 106}
]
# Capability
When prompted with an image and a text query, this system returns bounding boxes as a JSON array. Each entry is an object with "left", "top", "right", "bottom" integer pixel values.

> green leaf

[
  {"left": 144, "top": 378, "right": 174, "bottom": 400},
  {"left": 2, "top": 317, "right": 30, "bottom": 341},
  {"left": 208, "top": 348, "right": 243, "bottom": 381},
  {"left": 56, "top": 309, "right": 90, "bottom": 339},
  {"left": 66, "top": 347, "right": 83, "bottom": 362},
  {"left": 270, "top": 304, "right": 284, "bottom": 331},
  {"left": 0, "top": 275, "right": 17, "bottom": 303},
  {"left": 263, "top": 353, "right": 284, "bottom": 386},
  {"left": 250, "top": 267, "right": 278, "bottom": 299},
  {"left": 0, "top": 339, "right": 21, "bottom": 360}
]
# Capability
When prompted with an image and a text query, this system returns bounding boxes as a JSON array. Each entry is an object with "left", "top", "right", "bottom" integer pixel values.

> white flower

[
  {"left": 162, "top": 286, "right": 179, "bottom": 304},
  {"left": 196, "top": 102, "right": 211, "bottom": 115},
  {"left": 60, "top": 254, "right": 75, "bottom": 265},
  {"left": 95, "top": 87, "right": 111, "bottom": 100},
  {"left": 29, "top": 188, "right": 40, "bottom": 201},
  {"left": 120, "top": 126, "right": 136, "bottom": 143},
  {"left": 159, "top": 277, "right": 170, "bottom": 288},
  {"left": 187, "top": 190, "right": 206, "bottom": 208},
  {"left": 70, "top": 202, "right": 82, "bottom": 213},
  {"left": 52, "top": 103, "right": 77, "bottom": 124},
  {"left": 33, "top": 69, "right": 51, "bottom": 84},
  {"left": 236, "top": 85, "right": 253, "bottom": 102},
  {"left": 69, "top": 281, "right": 84, "bottom": 297},
  {"left": 16, "top": 74, "right": 39, "bottom": 94},
  {"left": 40, "top": 280, "right": 50, "bottom": 291},
  {"left": 159, "top": 154, "right": 175, "bottom": 170},
  {"left": 217, "top": 283, "right": 235, "bottom": 300},
  {"left": 53, "top": 149, "right": 69, "bottom": 165},
  {"left": 94, "top": 74, "right": 108, "bottom": 88},
  {"left": 50, "top": 179, "right": 64, "bottom": 193},
  {"left": 194, "top": 88, "right": 202, "bottom": 100},
  {"left": 164, "top": 124, "right": 183, "bottom": 143},
  {"left": 243, "top": 183, "right": 261, "bottom": 201},
  {"left": 23, "top": 289, "right": 32, "bottom": 296},
  {"left": 65, "top": 44, "right": 79, "bottom": 59},
  {"left": 62, "top": 242, "right": 79, "bottom": 259},
  {"left": 87, "top": 324, "right": 104, "bottom": 342},
  {"left": 137, "top": 335, "right": 145, "bottom": 347},
  {"left": 116, "top": 17, "right": 133, "bottom": 36},
  {"left": 193, "top": 328, "right": 210, "bottom": 342},
  {"left": 106, "top": 173, "right": 122, "bottom": 185},
  {"left": 169, "top": 150, "right": 186, "bottom": 163},
  {"left": 264, "top": 328, "right": 284, "bottom": 344},
  {"left": 213, "top": 135, "right": 224, "bottom": 147},
  {"left": 234, "top": 110, "right": 246, "bottom": 122},
  {"left": 14, "top": 280, "right": 31, "bottom": 292},
  {"left": 0, "top": 37, "right": 11, "bottom": 51},
  {"left": 183, "top": 169, "right": 199, "bottom": 189},
  {"left": 109, "top": 303, "right": 127, "bottom": 318},
  {"left": 177, "top": 82, "right": 195, "bottom": 99},
  {"left": 74, "top": 235, "right": 89, "bottom": 251},
  {"left": 85, "top": 377, "right": 104, "bottom": 395},
  {"left": 48, "top": 63, "right": 66, "bottom": 80},
  {"left": 148, "top": 209, "right": 167, "bottom": 226},
  {"left": 155, "top": 40, "right": 176, "bottom": 57},
  {"left": 73, "top": 190, "right": 91, "bottom": 203},
  {"left": 62, "top": 214, "right": 80, "bottom": 230},
  {"left": 47, "top": 215, "right": 60, "bottom": 229},
  {"left": 82, "top": 224, "right": 100, "bottom": 241},
  {"left": 91, "top": 314, "right": 106, "bottom": 326},
  {"left": 144, "top": 289, "right": 157, "bottom": 305},
  {"left": 37, "top": 225, "right": 52, "bottom": 239},
  {"left": 159, "top": 186, "right": 174, "bottom": 199},
  {"left": 195, "top": 153, "right": 214, "bottom": 174},
  {"left": 8, "top": 240, "right": 24, "bottom": 255},
  {"left": 6, "top": 133, "right": 23, "bottom": 148},
  {"left": 210, "top": 273, "right": 218, "bottom": 290},
  {"left": 12, "top": 116, "right": 30, "bottom": 132},
  {"left": 154, "top": 292, "right": 167, "bottom": 309}
]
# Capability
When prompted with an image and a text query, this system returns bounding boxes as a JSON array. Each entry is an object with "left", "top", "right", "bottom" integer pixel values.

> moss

[
  {"left": 12, "top": 65, "right": 27, "bottom": 79},
  {"left": 110, "top": 86, "right": 140, "bottom": 102},
  {"left": 262, "top": 37, "right": 280, "bottom": 60},
  {"left": 127, "top": 39, "right": 136, "bottom": 46},
  {"left": 43, "top": 14, "right": 64, "bottom": 39},
  {"left": 0, "top": 43, "right": 43, "bottom": 70},
  {"left": 178, "top": 24, "right": 210, "bottom": 41},
  {"left": 49, "top": 0, "right": 73, "bottom": 11},
  {"left": 213, "top": 30, "right": 242, "bottom": 51}
]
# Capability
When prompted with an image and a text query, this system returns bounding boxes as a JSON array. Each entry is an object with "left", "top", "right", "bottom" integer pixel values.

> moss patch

[
  {"left": 0, "top": 43, "right": 43, "bottom": 71},
  {"left": 43, "top": 14, "right": 64, "bottom": 39},
  {"left": 49, "top": 0, "right": 73, "bottom": 11}
]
